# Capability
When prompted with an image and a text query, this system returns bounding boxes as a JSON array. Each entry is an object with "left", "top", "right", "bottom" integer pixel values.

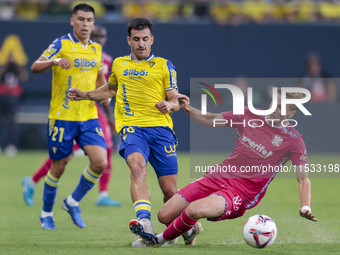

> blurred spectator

[
  {"left": 209, "top": 0, "right": 241, "bottom": 26},
  {"left": 0, "top": 2, "right": 16, "bottom": 20},
  {"left": 242, "top": 0, "right": 272, "bottom": 24},
  {"left": 3, "top": 0, "right": 340, "bottom": 24},
  {"left": 153, "top": 0, "right": 180, "bottom": 23},
  {"left": 319, "top": 0, "right": 340, "bottom": 23},
  {"left": 271, "top": 0, "right": 294, "bottom": 23},
  {"left": 122, "top": 0, "right": 156, "bottom": 21},
  {"left": 193, "top": 0, "right": 211, "bottom": 21},
  {"left": 47, "top": 0, "right": 71, "bottom": 16},
  {"left": 16, "top": 0, "right": 42, "bottom": 20},
  {"left": 0, "top": 54, "right": 28, "bottom": 156},
  {"left": 298, "top": 52, "right": 337, "bottom": 104},
  {"left": 293, "top": 0, "right": 318, "bottom": 23},
  {"left": 178, "top": 0, "right": 195, "bottom": 21}
]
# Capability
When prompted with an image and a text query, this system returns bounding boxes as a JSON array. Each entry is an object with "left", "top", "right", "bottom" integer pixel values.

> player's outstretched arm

[
  {"left": 296, "top": 165, "right": 317, "bottom": 222},
  {"left": 68, "top": 83, "right": 116, "bottom": 102},
  {"left": 155, "top": 89, "right": 180, "bottom": 113},
  {"left": 31, "top": 56, "right": 71, "bottom": 74},
  {"left": 174, "top": 93, "right": 225, "bottom": 128}
]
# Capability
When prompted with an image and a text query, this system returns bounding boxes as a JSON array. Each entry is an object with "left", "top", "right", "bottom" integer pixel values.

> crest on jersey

[
  {"left": 233, "top": 196, "right": 242, "bottom": 211},
  {"left": 72, "top": 47, "right": 76, "bottom": 52},
  {"left": 149, "top": 62, "right": 155, "bottom": 68},
  {"left": 52, "top": 146, "right": 57, "bottom": 154},
  {"left": 91, "top": 46, "right": 96, "bottom": 54},
  {"left": 271, "top": 135, "right": 283, "bottom": 147}
]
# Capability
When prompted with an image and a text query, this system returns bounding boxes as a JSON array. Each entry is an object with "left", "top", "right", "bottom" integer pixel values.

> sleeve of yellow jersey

[
  {"left": 108, "top": 58, "right": 118, "bottom": 87},
  {"left": 41, "top": 38, "right": 62, "bottom": 60},
  {"left": 163, "top": 60, "right": 178, "bottom": 91}
]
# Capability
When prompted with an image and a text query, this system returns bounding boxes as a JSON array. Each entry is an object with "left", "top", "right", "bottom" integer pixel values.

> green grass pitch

[{"left": 0, "top": 152, "right": 339, "bottom": 254}]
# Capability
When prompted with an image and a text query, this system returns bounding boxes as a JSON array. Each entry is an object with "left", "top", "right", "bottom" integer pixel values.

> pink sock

[
  {"left": 99, "top": 148, "right": 112, "bottom": 192},
  {"left": 163, "top": 209, "right": 197, "bottom": 240},
  {"left": 32, "top": 158, "right": 52, "bottom": 183},
  {"left": 99, "top": 171, "right": 111, "bottom": 192}
]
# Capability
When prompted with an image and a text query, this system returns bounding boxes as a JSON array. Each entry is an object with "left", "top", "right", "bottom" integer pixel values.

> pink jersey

[
  {"left": 204, "top": 107, "right": 308, "bottom": 209},
  {"left": 103, "top": 51, "right": 113, "bottom": 81}
]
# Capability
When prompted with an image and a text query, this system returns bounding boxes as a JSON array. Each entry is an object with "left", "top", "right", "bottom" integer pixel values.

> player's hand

[
  {"left": 155, "top": 100, "right": 172, "bottom": 113},
  {"left": 52, "top": 58, "right": 72, "bottom": 69},
  {"left": 68, "top": 87, "right": 86, "bottom": 101},
  {"left": 299, "top": 208, "right": 317, "bottom": 222},
  {"left": 100, "top": 98, "right": 111, "bottom": 106},
  {"left": 174, "top": 93, "right": 190, "bottom": 111}
]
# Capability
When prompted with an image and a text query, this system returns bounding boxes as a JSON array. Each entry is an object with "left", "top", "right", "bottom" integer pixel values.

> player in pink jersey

[
  {"left": 21, "top": 25, "right": 121, "bottom": 207},
  {"left": 130, "top": 88, "right": 317, "bottom": 247}
]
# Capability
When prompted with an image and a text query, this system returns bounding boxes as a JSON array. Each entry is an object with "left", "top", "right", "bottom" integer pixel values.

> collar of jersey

[
  {"left": 68, "top": 31, "right": 94, "bottom": 47},
  {"left": 129, "top": 52, "right": 154, "bottom": 63}
]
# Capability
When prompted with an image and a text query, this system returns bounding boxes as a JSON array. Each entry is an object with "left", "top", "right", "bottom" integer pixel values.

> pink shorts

[{"left": 177, "top": 177, "right": 246, "bottom": 221}]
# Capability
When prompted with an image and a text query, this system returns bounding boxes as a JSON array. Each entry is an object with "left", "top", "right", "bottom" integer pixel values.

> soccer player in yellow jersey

[
  {"left": 30, "top": 4, "right": 108, "bottom": 229},
  {"left": 69, "top": 18, "right": 181, "bottom": 243}
]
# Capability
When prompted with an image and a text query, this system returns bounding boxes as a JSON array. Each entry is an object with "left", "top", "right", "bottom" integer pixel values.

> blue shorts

[
  {"left": 47, "top": 118, "right": 106, "bottom": 160},
  {"left": 119, "top": 126, "right": 178, "bottom": 178}
]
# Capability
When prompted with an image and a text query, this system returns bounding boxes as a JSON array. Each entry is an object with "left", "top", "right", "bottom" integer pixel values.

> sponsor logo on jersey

[
  {"left": 123, "top": 69, "right": 148, "bottom": 79},
  {"left": 271, "top": 135, "right": 283, "bottom": 147},
  {"left": 170, "top": 69, "right": 177, "bottom": 86},
  {"left": 62, "top": 76, "right": 72, "bottom": 109},
  {"left": 43, "top": 47, "right": 57, "bottom": 59},
  {"left": 241, "top": 134, "right": 273, "bottom": 158},
  {"left": 122, "top": 84, "right": 134, "bottom": 116},
  {"left": 74, "top": 58, "right": 98, "bottom": 70}
]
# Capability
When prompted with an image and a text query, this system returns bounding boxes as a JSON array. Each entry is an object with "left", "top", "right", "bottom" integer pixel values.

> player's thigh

[
  {"left": 47, "top": 119, "right": 75, "bottom": 160},
  {"left": 119, "top": 126, "right": 150, "bottom": 164},
  {"left": 177, "top": 177, "right": 223, "bottom": 204},
  {"left": 83, "top": 145, "right": 107, "bottom": 166},
  {"left": 158, "top": 193, "right": 189, "bottom": 224},
  {"left": 76, "top": 119, "right": 107, "bottom": 151},
  {"left": 208, "top": 190, "right": 246, "bottom": 221},
  {"left": 186, "top": 194, "right": 227, "bottom": 220},
  {"left": 148, "top": 127, "right": 178, "bottom": 178}
]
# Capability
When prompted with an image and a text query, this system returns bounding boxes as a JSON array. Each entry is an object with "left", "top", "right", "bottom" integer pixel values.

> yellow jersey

[
  {"left": 108, "top": 52, "right": 177, "bottom": 133},
  {"left": 42, "top": 31, "right": 102, "bottom": 121}
]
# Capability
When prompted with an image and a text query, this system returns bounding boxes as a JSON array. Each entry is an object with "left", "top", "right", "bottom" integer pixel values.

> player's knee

[
  {"left": 91, "top": 157, "right": 107, "bottom": 175},
  {"left": 162, "top": 187, "right": 177, "bottom": 201},
  {"left": 158, "top": 208, "right": 172, "bottom": 224},
  {"left": 186, "top": 203, "right": 204, "bottom": 220},
  {"left": 129, "top": 161, "right": 147, "bottom": 182}
]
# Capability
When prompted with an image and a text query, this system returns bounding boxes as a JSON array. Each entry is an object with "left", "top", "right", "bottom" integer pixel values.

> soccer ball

[{"left": 242, "top": 215, "right": 277, "bottom": 248}]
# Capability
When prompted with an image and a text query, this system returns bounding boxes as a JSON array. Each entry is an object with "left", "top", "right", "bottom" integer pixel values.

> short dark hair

[
  {"left": 73, "top": 3, "right": 95, "bottom": 16},
  {"left": 127, "top": 18, "right": 154, "bottom": 37}
]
